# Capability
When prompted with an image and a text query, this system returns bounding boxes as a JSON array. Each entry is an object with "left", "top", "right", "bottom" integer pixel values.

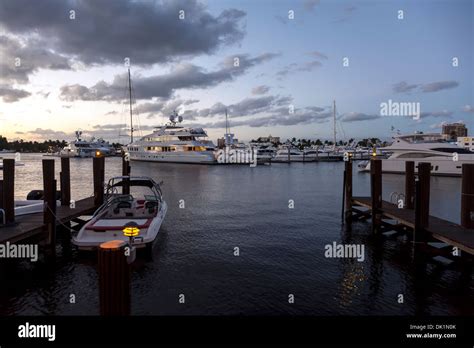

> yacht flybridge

[
  {"left": 72, "top": 176, "right": 167, "bottom": 251},
  {"left": 359, "top": 133, "right": 474, "bottom": 176},
  {"left": 127, "top": 112, "right": 217, "bottom": 164}
]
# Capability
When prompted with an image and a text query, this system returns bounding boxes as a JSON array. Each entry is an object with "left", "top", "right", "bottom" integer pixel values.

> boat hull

[
  {"left": 359, "top": 158, "right": 474, "bottom": 177},
  {"left": 73, "top": 201, "right": 168, "bottom": 250},
  {"left": 129, "top": 151, "right": 216, "bottom": 164}
]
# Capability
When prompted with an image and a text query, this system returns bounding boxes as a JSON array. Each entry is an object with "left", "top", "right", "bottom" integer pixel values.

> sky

[{"left": 0, "top": 0, "right": 473, "bottom": 144}]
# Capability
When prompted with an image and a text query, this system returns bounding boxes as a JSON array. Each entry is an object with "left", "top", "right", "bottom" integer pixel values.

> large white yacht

[
  {"left": 126, "top": 113, "right": 217, "bottom": 164},
  {"left": 359, "top": 133, "right": 474, "bottom": 176},
  {"left": 60, "top": 131, "right": 116, "bottom": 158}
]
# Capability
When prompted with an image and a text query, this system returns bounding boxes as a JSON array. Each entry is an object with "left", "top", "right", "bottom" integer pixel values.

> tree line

[{"left": 0, "top": 135, "right": 68, "bottom": 153}]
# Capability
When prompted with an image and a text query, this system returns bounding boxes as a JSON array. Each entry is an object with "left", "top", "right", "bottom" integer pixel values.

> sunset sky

[{"left": 0, "top": 0, "right": 473, "bottom": 143}]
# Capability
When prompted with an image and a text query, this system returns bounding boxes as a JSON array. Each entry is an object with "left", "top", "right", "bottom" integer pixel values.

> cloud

[
  {"left": 0, "top": 35, "right": 73, "bottom": 84},
  {"left": 307, "top": 51, "right": 328, "bottom": 60},
  {"left": 0, "top": 86, "right": 31, "bottom": 102},
  {"left": 296, "top": 60, "right": 322, "bottom": 72},
  {"left": 60, "top": 53, "right": 279, "bottom": 101},
  {"left": 421, "top": 81, "right": 459, "bottom": 93},
  {"left": 429, "top": 121, "right": 448, "bottom": 129},
  {"left": 20, "top": 128, "right": 70, "bottom": 139},
  {"left": 0, "top": 0, "right": 245, "bottom": 66},
  {"left": 276, "top": 60, "right": 322, "bottom": 79},
  {"left": 463, "top": 105, "right": 474, "bottom": 113},
  {"left": 420, "top": 110, "right": 453, "bottom": 118},
  {"left": 340, "top": 112, "right": 381, "bottom": 122},
  {"left": 393, "top": 81, "right": 419, "bottom": 93},
  {"left": 393, "top": 80, "right": 459, "bottom": 94},
  {"left": 251, "top": 85, "right": 270, "bottom": 95},
  {"left": 304, "top": 0, "right": 321, "bottom": 12}
]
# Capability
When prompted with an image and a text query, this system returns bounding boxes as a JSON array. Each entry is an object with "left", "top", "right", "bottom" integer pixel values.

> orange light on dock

[{"left": 95, "top": 150, "right": 101, "bottom": 157}]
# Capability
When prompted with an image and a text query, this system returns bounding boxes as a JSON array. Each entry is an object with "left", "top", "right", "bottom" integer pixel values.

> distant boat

[
  {"left": 0, "top": 149, "right": 15, "bottom": 153},
  {"left": 60, "top": 130, "right": 116, "bottom": 158}
]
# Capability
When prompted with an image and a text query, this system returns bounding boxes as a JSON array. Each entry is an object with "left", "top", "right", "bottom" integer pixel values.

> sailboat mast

[
  {"left": 333, "top": 100, "right": 336, "bottom": 150},
  {"left": 225, "top": 108, "right": 228, "bottom": 134},
  {"left": 128, "top": 68, "right": 134, "bottom": 143}
]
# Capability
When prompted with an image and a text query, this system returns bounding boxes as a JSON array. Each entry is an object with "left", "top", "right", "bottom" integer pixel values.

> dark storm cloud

[
  {"left": 0, "top": 86, "right": 31, "bottom": 102},
  {"left": 59, "top": 53, "right": 279, "bottom": 101},
  {"left": 0, "top": 35, "right": 72, "bottom": 84},
  {"left": 0, "top": 0, "right": 246, "bottom": 66},
  {"left": 421, "top": 81, "right": 459, "bottom": 93}
]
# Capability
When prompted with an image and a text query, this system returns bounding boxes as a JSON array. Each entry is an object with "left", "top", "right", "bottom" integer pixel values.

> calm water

[{"left": 0, "top": 153, "right": 472, "bottom": 315}]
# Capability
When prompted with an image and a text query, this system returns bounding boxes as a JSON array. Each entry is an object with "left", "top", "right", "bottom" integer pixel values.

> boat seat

[
  {"left": 113, "top": 201, "right": 132, "bottom": 215},
  {"left": 145, "top": 201, "right": 158, "bottom": 214}
]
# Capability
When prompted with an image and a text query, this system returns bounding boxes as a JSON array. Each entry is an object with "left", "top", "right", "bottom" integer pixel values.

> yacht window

[
  {"left": 397, "top": 153, "right": 437, "bottom": 158},
  {"left": 432, "top": 148, "right": 473, "bottom": 154}
]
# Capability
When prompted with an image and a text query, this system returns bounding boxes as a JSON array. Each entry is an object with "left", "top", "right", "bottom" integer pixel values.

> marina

[{"left": 0, "top": 153, "right": 472, "bottom": 317}]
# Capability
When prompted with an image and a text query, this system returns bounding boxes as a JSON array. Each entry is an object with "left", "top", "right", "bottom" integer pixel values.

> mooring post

[
  {"left": 344, "top": 160, "right": 353, "bottom": 223},
  {"left": 42, "top": 159, "right": 56, "bottom": 248},
  {"left": 370, "top": 159, "right": 382, "bottom": 234},
  {"left": 60, "top": 157, "right": 71, "bottom": 206},
  {"left": 461, "top": 163, "right": 474, "bottom": 229},
  {"left": 122, "top": 154, "right": 131, "bottom": 195},
  {"left": 405, "top": 161, "right": 415, "bottom": 209},
  {"left": 287, "top": 147, "right": 290, "bottom": 163},
  {"left": 93, "top": 156, "right": 105, "bottom": 207},
  {"left": 3, "top": 159, "right": 15, "bottom": 224},
  {"left": 417, "top": 162, "right": 431, "bottom": 228},
  {"left": 98, "top": 240, "right": 131, "bottom": 316}
]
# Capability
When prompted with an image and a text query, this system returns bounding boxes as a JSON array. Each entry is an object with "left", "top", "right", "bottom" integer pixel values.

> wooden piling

[
  {"left": 42, "top": 159, "right": 56, "bottom": 247},
  {"left": 405, "top": 161, "right": 415, "bottom": 209},
  {"left": 93, "top": 156, "right": 105, "bottom": 207},
  {"left": 98, "top": 240, "right": 131, "bottom": 316},
  {"left": 370, "top": 159, "right": 382, "bottom": 233},
  {"left": 461, "top": 163, "right": 474, "bottom": 229},
  {"left": 417, "top": 162, "right": 431, "bottom": 228},
  {"left": 287, "top": 147, "right": 290, "bottom": 163},
  {"left": 0, "top": 180, "right": 3, "bottom": 211},
  {"left": 60, "top": 157, "right": 71, "bottom": 206},
  {"left": 122, "top": 155, "right": 131, "bottom": 195},
  {"left": 3, "top": 159, "right": 15, "bottom": 224},
  {"left": 344, "top": 160, "right": 353, "bottom": 222}
]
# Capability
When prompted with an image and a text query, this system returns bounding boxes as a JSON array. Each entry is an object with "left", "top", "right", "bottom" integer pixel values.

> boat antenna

[
  {"left": 128, "top": 68, "right": 134, "bottom": 143},
  {"left": 333, "top": 100, "right": 337, "bottom": 150}
]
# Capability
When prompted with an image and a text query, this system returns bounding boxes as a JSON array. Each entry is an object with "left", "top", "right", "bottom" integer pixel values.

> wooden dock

[
  {"left": 0, "top": 155, "right": 129, "bottom": 250},
  {"left": 0, "top": 196, "right": 96, "bottom": 244},
  {"left": 343, "top": 159, "right": 474, "bottom": 259}
]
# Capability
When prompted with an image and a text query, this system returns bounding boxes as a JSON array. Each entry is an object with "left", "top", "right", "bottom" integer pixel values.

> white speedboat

[
  {"left": 72, "top": 176, "right": 167, "bottom": 251},
  {"left": 126, "top": 112, "right": 216, "bottom": 164},
  {"left": 358, "top": 133, "right": 474, "bottom": 176}
]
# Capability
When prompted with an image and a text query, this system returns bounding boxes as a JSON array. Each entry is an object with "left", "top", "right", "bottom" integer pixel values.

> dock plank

[
  {"left": 0, "top": 197, "right": 97, "bottom": 244},
  {"left": 352, "top": 196, "right": 474, "bottom": 255}
]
